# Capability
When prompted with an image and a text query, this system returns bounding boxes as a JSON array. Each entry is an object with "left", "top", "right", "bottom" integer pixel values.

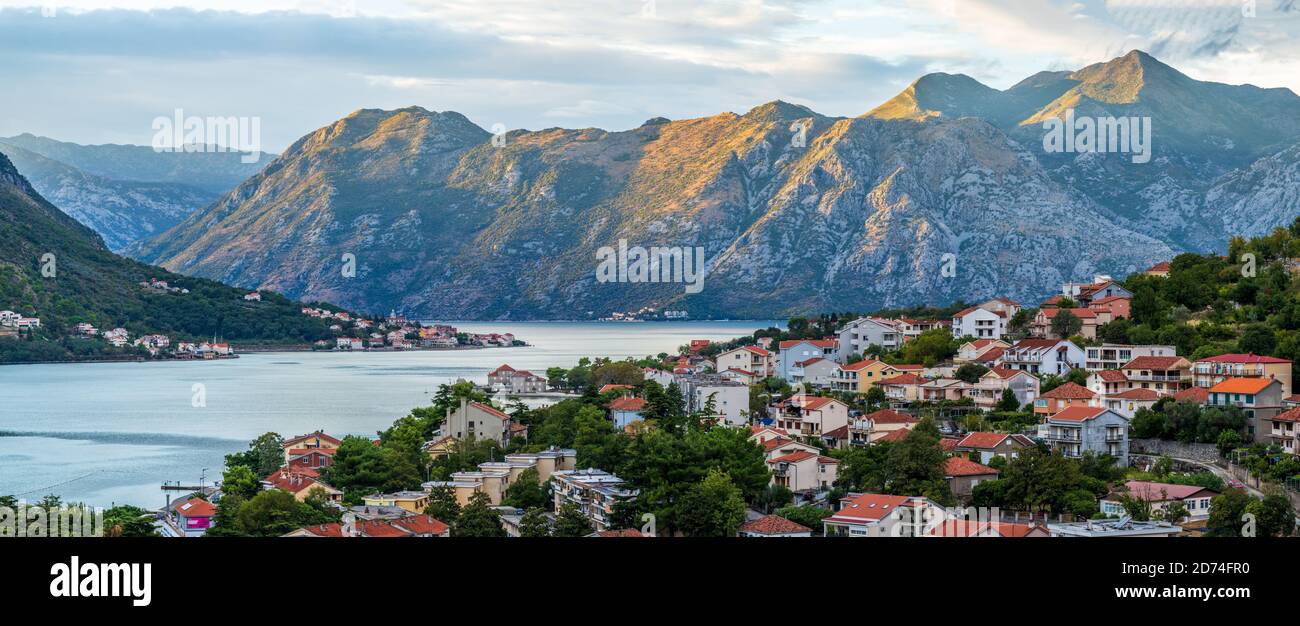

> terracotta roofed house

[
  {"left": 1033, "top": 382, "right": 1095, "bottom": 417},
  {"left": 738, "top": 514, "right": 813, "bottom": 537}
]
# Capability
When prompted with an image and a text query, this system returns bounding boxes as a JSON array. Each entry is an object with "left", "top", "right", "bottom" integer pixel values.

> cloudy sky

[{"left": 1, "top": 0, "right": 1298, "bottom": 151}]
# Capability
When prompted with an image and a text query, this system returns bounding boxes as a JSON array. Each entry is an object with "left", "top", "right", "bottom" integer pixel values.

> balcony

[
  {"left": 1105, "top": 431, "right": 1124, "bottom": 442},
  {"left": 1125, "top": 373, "right": 1190, "bottom": 382}
]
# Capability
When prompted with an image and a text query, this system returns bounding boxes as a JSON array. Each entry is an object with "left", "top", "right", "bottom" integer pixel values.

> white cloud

[{"left": 0, "top": 0, "right": 1297, "bottom": 150}]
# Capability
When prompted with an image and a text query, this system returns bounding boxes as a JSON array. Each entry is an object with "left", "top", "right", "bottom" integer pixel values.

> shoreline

[{"left": 0, "top": 343, "right": 522, "bottom": 366}]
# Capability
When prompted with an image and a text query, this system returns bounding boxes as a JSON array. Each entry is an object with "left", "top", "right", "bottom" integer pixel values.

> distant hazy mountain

[
  {"left": 0, "top": 143, "right": 217, "bottom": 251},
  {"left": 0, "top": 152, "right": 350, "bottom": 362},
  {"left": 0, "top": 133, "right": 268, "bottom": 194},
  {"left": 132, "top": 51, "right": 1300, "bottom": 320}
]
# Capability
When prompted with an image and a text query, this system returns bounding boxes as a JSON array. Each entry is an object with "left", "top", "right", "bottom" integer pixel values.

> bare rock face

[{"left": 131, "top": 52, "right": 1300, "bottom": 319}]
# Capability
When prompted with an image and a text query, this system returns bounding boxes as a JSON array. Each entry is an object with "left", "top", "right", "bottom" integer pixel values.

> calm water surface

[{"left": 0, "top": 321, "right": 773, "bottom": 508}]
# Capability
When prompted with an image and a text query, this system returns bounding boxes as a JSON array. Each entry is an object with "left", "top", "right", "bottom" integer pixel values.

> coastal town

[
  {"left": 123, "top": 247, "right": 1300, "bottom": 539},
  {"left": 0, "top": 283, "right": 523, "bottom": 363}
]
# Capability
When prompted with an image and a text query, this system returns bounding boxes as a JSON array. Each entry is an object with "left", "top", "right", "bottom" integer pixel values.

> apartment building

[
  {"left": 997, "top": 339, "right": 1085, "bottom": 376},
  {"left": 1084, "top": 344, "right": 1176, "bottom": 370},
  {"left": 551, "top": 469, "right": 638, "bottom": 532},
  {"left": 715, "top": 346, "right": 775, "bottom": 379},
  {"left": 823, "top": 493, "right": 947, "bottom": 537},
  {"left": 777, "top": 339, "right": 837, "bottom": 380},
  {"left": 487, "top": 364, "right": 549, "bottom": 394},
  {"left": 835, "top": 317, "right": 903, "bottom": 361},
  {"left": 1263, "top": 407, "right": 1300, "bottom": 454},
  {"left": 1194, "top": 354, "right": 1292, "bottom": 397},
  {"left": 1042, "top": 406, "right": 1130, "bottom": 466},
  {"left": 424, "top": 447, "right": 577, "bottom": 506},
  {"left": 678, "top": 374, "right": 750, "bottom": 425},
  {"left": 769, "top": 396, "right": 850, "bottom": 437},
  {"left": 951, "top": 306, "right": 1008, "bottom": 341},
  {"left": 1207, "top": 377, "right": 1286, "bottom": 443}
]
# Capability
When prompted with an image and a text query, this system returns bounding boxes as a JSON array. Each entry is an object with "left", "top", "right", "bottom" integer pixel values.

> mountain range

[
  {"left": 31, "top": 51, "right": 1300, "bottom": 319},
  {"left": 0, "top": 134, "right": 267, "bottom": 251}
]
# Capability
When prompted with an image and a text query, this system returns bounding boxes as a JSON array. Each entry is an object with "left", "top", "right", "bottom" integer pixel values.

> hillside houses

[{"left": 488, "top": 364, "right": 548, "bottom": 394}]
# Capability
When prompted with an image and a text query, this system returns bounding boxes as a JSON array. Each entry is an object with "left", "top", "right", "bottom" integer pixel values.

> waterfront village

[
  {"left": 128, "top": 253, "right": 1300, "bottom": 539},
  {"left": 0, "top": 278, "right": 521, "bottom": 360}
]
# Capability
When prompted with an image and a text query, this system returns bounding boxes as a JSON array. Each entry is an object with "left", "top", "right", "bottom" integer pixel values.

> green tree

[
  {"left": 224, "top": 432, "right": 285, "bottom": 476},
  {"left": 1246, "top": 493, "right": 1296, "bottom": 537},
  {"left": 452, "top": 492, "right": 506, "bottom": 537},
  {"left": 424, "top": 485, "right": 461, "bottom": 524},
  {"left": 220, "top": 464, "right": 261, "bottom": 501},
  {"left": 552, "top": 502, "right": 594, "bottom": 537},
  {"left": 995, "top": 388, "right": 1020, "bottom": 412},
  {"left": 102, "top": 505, "right": 160, "bottom": 537},
  {"left": 1239, "top": 323, "right": 1277, "bottom": 355},
  {"left": 954, "top": 363, "right": 989, "bottom": 383},
  {"left": 235, "top": 489, "right": 312, "bottom": 537},
  {"left": 1050, "top": 310, "right": 1083, "bottom": 339},
  {"left": 518, "top": 507, "right": 551, "bottom": 537},
  {"left": 774, "top": 505, "right": 830, "bottom": 534},
  {"left": 1205, "top": 488, "right": 1253, "bottom": 537},
  {"left": 883, "top": 418, "right": 954, "bottom": 506},
  {"left": 502, "top": 467, "right": 549, "bottom": 510},
  {"left": 676, "top": 469, "right": 748, "bottom": 537}
]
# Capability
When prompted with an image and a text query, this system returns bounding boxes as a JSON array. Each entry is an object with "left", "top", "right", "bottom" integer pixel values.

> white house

[
  {"left": 715, "top": 346, "right": 775, "bottom": 379},
  {"left": 777, "top": 340, "right": 837, "bottom": 381},
  {"left": 835, "top": 318, "right": 902, "bottom": 361},
  {"left": 951, "top": 306, "right": 1008, "bottom": 341},
  {"left": 997, "top": 339, "right": 1085, "bottom": 376},
  {"left": 678, "top": 375, "right": 750, "bottom": 425}
]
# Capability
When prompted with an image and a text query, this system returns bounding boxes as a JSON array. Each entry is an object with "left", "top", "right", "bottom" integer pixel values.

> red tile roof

[
  {"left": 1172, "top": 387, "right": 1211, "bottom": 403},
  {"left": 956, "top": 431, "right": 1009, "bottom": 449},
  {"left": 598, "top": 384, "right": 634, "bottom": 394},
  {"left": 1093, "top": 369, "right": 1129, "bottom": 382},
  {"left": 944, "top": 456, "right": 999, "bottom": 477},
  {"left": 1198, "top": 353, "right": 1290, "bottom": 364},
  {"left": 283, "top": 431, "right": 341, "bottom": 447},
  {"left": 1040, "top": 382, "right": 1095, "bottom": 400},
  {"left": 1273, "top": 408, "right": 1300, "bottom": 423},
  {"left": 1048, "top": 406, "right": 1109, "bottom": 422},
  {"left": 1116, "top": 481, "right": 1216, "bottom": 502},
  {"left": 879, "top": 373, "right": 929, "bottom": 386},
  {"left": 768, "top": 450, "right": 838, "bottom": 465},
  {"left": 876, "top": 429, "right": 911, "bottom": 443},
  {"left": 865, "top": 409, "right": 917, "bottom": 424},
  {"left": 738, "top": 514, "right": 812, "bottom": 535},
  {"left": 1109, "top": 388, "right": 1161, "bottom": 401},
  {"left": 1041, "top": 307, "right": 1098, "bottom": 319},
  {"left": 928, "top": 520, "right": 1045, "bottom": 537},
  {"left": 1147, "top": 261, "right": 1171, "bottom": 273},
  {"left": 939, "top": 437, "right": 960, "bottom": 451},
  {"left": 1208, "top": 377, "right": 1276, "bottom": 394},
  {"left": 840, "top": 359, "right": 881, "bottom": 371},
  {"left": 591, "top": 529, "right": 645, "bottom": 537},
  {"left": 471, "top": 402, "right": 512, "bottom": 420},
  {"left": 390, "top": 515, "right": 451, "bottom": 536},
  {"left": 778, "top": 339, "right": 836, "bottom": 350},
  {"left": 608, "top": 397, "right": 647, "bottom": 411},
  {"left": 263, "top": 470, "right": 328, "bottom": 493},
  {"left": 975, "top": 347, "right": 1005, "bottom": 362},
  {"left": 1123, "top": 356, "right": 1187, "bottom": 370},
  {"left": 173, "top": 497, "right": 216, "bottom": 518},
  {"left": 827, "top": 493, "right": 916, "bottom": 522}
]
